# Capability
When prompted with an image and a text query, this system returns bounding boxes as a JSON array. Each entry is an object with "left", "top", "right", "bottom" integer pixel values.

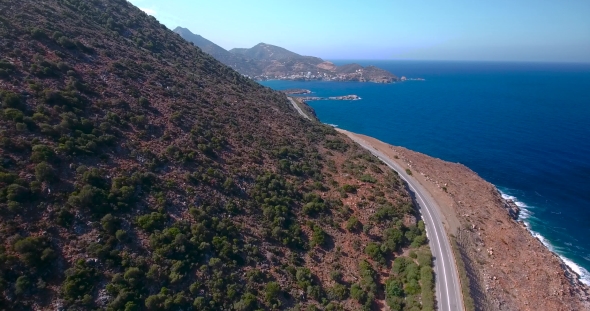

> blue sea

[{"left": 261, "top": 60, "right": 590, "bottom": 285}]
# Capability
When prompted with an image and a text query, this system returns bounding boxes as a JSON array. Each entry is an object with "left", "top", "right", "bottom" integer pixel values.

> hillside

[
  {"left": 174, "top": 28, "right": 398, "bottom": 83},
  {"left": 0, "top": 1, "right": 430, "bottom": 310}
]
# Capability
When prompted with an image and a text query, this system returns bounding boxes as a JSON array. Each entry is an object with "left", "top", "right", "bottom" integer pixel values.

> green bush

[
  {"left": 264, "top": 281, "right": 281, "bottom": 303},
  {"left": 385, "top": 278, "right": 403, "bottom": 298},
  {"left": 364, "top": 242, "right": 384, "bottom": 263},
  {"left": 68, "top": 185, "right": 108, "bottom": 213},
  {"left": 234, "top": 292, "right": 258, "bottom": 310},
  {"left": 420, "top": 266, "right": 435, "bottom": 311},
  {"left": 30, "top": 27, "right": 47, "bottom": 39},
  {"left": 115, "top": 229, "right": 128, "bottom": 242},
  {"left": 296, "top": 267, "right": 313, "bottom": 289},
  {"left": 31, "top": 145, "right": 55, "bottom": 162},
  {"left": 35, "top": 161, "right": 57, "bottom": 182},
  {"left": 382, "top": 227, "right": 403, "bottom": 252},
  {"left": 100, "top": 214, "right": 119, "bottom": 233},
  {"left": 123, "top": 267, "right": 144, "bottom": 286},
  {"left": 341, "top": 184, "right": 357, "bottom": 194},
  {"left": 58, "top": 36, "right": 76, "bottom": 49},
  {"left": 325, "top": 302, "right": 344, "bottom": 311},
  {"left": 358, "top": 260, "right": 378, "bottom": 294},
  {"left": 392, "top": 256, "right": 410, "bottom": 276},
  {"left": 6, "top": 184, "right": 29, "bottom": 202},
  {"left": 3, "top": 108, "right": 24, "bottom": 122},
  {"left": 345, "top": 216, "right": 361, "bottom": 231},
  {"left": 15, "top": 276, "right": 31, "bottom": 295},
  {"left": 349, "top": 283, "right": 366, "bottom": 302},
  {"left": 326, "top": 283, "right": 348, "bottom": 301},
  {"left": 404, "top": 225, "right": 420, "bottom": 242},
  {"left": 1, "top": 91, "right": 22, "bottom": 109},
  {"left": 137, "top": 212, "right": 166, "bottom": 231},
  {"left": 360, "top": 174, "right": 377, "bottom": 183},
  {"left": 324, "top": 138, "right": 349, "bottom": 152},
  {"left": 417, "top": 250, "right": 432, "bottom": 266},
  {"left": 405, "top": 278, "right": 421, "bottom": 295},
  {"left": 330, "top": 270, "right": 343, "bottom": 282},
  {"left": 13, "top": 237, "right": 56, "bottom": 268},
  {"left": 411, "top": 235, "right": 427, "bottom": 248},
  {"left": 302, "top": 201, "right": 325, "bottom": 216},
  {"left": 306, "top": 285, "right": 322, "bottom": 301},
  {"left": 138, "top": 97, "right": 150, "bottom": 107},
  {"left": 309, "top": 225, "right": 326, "bottom": 248}
]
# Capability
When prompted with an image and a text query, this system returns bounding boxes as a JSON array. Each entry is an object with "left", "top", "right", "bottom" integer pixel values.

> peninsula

[{"left": 174, "top": 27, "right": 398, "bottom": 83}]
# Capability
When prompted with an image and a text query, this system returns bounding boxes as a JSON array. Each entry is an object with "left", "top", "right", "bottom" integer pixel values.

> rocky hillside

[
  {"left": 174, "top": 28, "right": 398, "bottom": 83},
  {"left": 1, "top": 1, "right": 428, "bottom": 310}
]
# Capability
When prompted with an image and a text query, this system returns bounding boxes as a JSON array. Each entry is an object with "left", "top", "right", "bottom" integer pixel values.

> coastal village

[{"left": 254, "top": 69, "right": 391, "bottom": 83}]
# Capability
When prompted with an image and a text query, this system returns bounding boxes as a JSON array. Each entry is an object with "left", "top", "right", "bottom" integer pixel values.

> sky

[{"left": 129, "top": 0, "right": 590, "bottom": 63}]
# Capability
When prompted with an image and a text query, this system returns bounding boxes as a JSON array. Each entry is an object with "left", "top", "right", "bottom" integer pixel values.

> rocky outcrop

[{"left": 502, "top": 197, "right": 521, "bottom": 220}]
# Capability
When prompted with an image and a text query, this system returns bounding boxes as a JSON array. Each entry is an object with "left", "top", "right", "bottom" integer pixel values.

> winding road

[
  {"left": 340, "top": 133, "right": 464, "bottom": 311},
  {"left": 288, "top": 97, "right": 312, "bottom": 121},
  {"left": 287, "top": 97, "right": 464, "bottom": 311}
]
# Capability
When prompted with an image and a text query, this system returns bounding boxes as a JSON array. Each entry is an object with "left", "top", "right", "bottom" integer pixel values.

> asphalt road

[
  {"left": 342, "top": 133, "right": 464, "bottom": 311},
  {"left": 287, "top": 97, "right": 464, "bottom": 311},
  {"left": 287, "top": 97, "right": 312, "bottom": 121}
]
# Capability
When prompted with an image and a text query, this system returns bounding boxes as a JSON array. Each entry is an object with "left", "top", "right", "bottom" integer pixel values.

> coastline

[
  {"left": 499, "top": 190, "right": 590, "bottom": 286},
  {"left": 335, "top": 129, "right": 590, "bottom": 310}
]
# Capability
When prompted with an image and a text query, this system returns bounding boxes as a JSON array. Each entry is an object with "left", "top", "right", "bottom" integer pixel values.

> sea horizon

[
  {"left": 326, "top": 59, "right": 590, "bottom": 65},
  {"left": 261, "top": 60, "right": 590, "bottom": 285}
]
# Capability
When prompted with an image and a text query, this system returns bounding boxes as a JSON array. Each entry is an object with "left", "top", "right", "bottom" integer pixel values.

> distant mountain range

[{"left": 174, "top": 27, "right": 398, "bottom": 83}]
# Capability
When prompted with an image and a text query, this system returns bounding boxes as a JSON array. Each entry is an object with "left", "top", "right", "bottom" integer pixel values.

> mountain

[
  {"left": 173, "top": 27, "right": 230, "bottom": 60},
  {"left": 174, "top": 28, "right": 398, "bottom": 83},
  {"left": 173, "top": 26, "right": 262, "bottom": 76},
  {"left": 230, "top": 43, "right": 322, "bottom": 63},
  {"left": 0, "top": 1, "right": 429, "bottom": 310}
]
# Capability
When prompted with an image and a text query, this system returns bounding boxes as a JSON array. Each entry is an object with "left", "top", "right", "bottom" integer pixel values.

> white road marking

[{"left": 345, "top": 135, "right": 462, "bottom": 311}]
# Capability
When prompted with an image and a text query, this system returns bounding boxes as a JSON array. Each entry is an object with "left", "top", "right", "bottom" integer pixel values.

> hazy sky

[{"left": 129, "top": 0, "right": 590, "bottom": 63}]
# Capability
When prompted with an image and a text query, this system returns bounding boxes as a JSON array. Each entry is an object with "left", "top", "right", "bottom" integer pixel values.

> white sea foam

[
  {"left": 499, "top": 189, "right": 590, "bottom": 286},
  {"left": 500, "top": 192, "right": 532, "bottom": 220}
]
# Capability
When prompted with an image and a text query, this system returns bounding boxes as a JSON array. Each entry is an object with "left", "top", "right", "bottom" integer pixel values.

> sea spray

[{"left": 500, "top": 190, "right": 590, "bottom": 286}]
